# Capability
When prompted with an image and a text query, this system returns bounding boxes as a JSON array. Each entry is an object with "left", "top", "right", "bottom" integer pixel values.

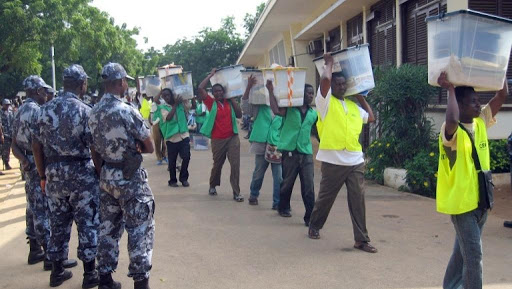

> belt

[
  {"left": 104, "top": 162, "right": 124, "bottom": 169},
  {"left": 46, "top": 156, "right": 91, "bottom": 164}
]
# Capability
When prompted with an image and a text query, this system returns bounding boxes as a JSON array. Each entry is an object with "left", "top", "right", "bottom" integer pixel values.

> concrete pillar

[
  {"left": 396, "top": 0, "right": 403, "bottom": 66},
  {"left": 340, "top": 20, "right": 347, "bottom": 49},
  {"left": 323, "top": 31, "right": 328, "bottom": 53},
  {"left": 289, "top": 26, "right": 297, "bottom": 67},
  {"left": 362, "top": 6, "right": 368, "bottom": 44},
  {"left": 447, "top": 0, "right": 468, "bottom": 12}
]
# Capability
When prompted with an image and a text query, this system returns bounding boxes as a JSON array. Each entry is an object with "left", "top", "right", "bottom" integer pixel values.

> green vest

[
  {"left": 249, "top": 106, "right": 272, "bottom": 143},
  {"left": 200, "top": 100, "right": 238, "bottom": 138},
  {"left": 267, "top": 116, "right": 283, "bottom": 146},
  {"left": 195, "top": 103, "right": 208, "bottom": 124},
  {"left": 318, "top": 98, "right": 363, "bottom": 152},
  {"left": 154, "top": 103, "right": 188, "bottom": 139},
  {"left": 436, "top": 117, "right": 490, "bottom": 215},
  {"left": 278, "top": 107, "right": 317, "bottom": 155}
]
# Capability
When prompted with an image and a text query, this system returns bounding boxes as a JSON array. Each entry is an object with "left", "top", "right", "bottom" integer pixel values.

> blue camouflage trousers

[
  {"left": 46, "top": 171, "right": 100, "bottom": 262},
  {"left": 97, "top": 176, "right": 155, "bottom": 281},
  {"left": 24, "top": 167, "right": 50, "bottom": 248}
]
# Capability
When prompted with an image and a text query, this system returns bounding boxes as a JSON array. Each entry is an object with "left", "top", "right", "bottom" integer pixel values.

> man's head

[
  {"left": 2, "top": 99, "right": 11, "bottom": 110},
  {"left": 45, "top": 87, "right": 56, "bottom": 101},
  {"left": 101, "top": 63, "right": 133, "bottom": 96},
  {"left": 331, "top": 71, "right": 348, "bottom": 99},
  {"left": 22, "top": 75, "right": 50, "bottom": 105},
  {"left": 211, "top": 84, "right": 225, "bottom": 101},
  {"left": 304, "top": 84, "right": 314, "bottom": 105},
  {"left": 161, "top": 88, "right": 175, "bottom": 105},
  {"left": 455, "top": 86, "right": 481, "bottom": 119},
  {"left": 63, "top": 64, "right": 89, "bottom": 97}
]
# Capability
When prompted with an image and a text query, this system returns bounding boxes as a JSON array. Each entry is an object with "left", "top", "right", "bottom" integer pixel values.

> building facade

[{"left": 237, "top": 0, "right": 512, "bottom": 139}]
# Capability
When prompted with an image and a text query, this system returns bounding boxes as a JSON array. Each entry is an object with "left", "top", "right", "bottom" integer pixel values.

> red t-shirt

[{"left": 204, "top": 95, "right": 235, "bottom": 139}]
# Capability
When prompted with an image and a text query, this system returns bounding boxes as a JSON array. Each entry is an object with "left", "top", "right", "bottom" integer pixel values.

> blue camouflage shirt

[
  {"left": 35, "top": 91, "right": 95, "bottom": 181},
  {"left": 1, "top": 109, "right": 14, "bottom": 139},
  {"left": 12, "top": 98, "right": 40, "bottom": 152},
  {"left": 89, "top": 93, "right": 150, "bottom": 181}
]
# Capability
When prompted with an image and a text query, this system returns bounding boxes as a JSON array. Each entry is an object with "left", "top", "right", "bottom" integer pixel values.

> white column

[
  {"left": 396, "top": 0, "right": 403, "bottom": 66},
  {"left": 362, "top": 6, "right": 368, "bottom": 44}
]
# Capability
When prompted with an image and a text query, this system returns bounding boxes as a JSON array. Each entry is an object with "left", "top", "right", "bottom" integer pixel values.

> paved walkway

[{"left": 0, "top": 139, "right": 511, "bottom": 289}]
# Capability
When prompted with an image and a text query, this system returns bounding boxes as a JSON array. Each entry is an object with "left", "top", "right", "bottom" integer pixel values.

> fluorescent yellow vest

[
  {"left": 318, "top": 97, "right": 363, "bottom": 152},
  {"left": 140, "top": 98, "right": 151, "bottom": 119},
  {"left": 436, "top": 117, "right": 490, "bottom": 215}
]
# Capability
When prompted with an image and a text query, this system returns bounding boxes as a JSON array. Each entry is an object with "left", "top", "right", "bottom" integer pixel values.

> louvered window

[
  {"left": 368, "top": 0, "right": 397, "bottom": 66},
  {"left": 469, "top": 0, "right": 512, "bottom": 104},
  {"left": 347, "top": 14, "right": 364, "bottom": 47}
]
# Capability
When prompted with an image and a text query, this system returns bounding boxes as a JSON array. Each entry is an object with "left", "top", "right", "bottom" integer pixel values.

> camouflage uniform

[
  {"left": 89, "top": 63, "right": 155, "bottom": 282},
  {"left": 34, "top": 64, "right": 100, "bottom": 263},
  {"left": 1, "top": 105, "right": 14, "bottom": 165},
  {"left": 12, "top": 76, "right": 51, "bottom": 248}
]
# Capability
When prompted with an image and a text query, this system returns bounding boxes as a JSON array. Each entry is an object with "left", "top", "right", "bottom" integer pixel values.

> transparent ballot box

[
  {"left": 262, "top": 67, "right": 307, "bottom": 107},
  {"left": 210, "top": 65, "right": 245, "bottom": 98},
  {"left": 241, "top": 69, "right": 268, "bottom": 105},
  {"left": 427, "top": 10, "right": 512, "bottom": 91},
  {"left": 163, "top": 72, "right": 194, "bottom": 100},
  {"left": 314, "top": 44, "right": 375, "bottom": 97}
]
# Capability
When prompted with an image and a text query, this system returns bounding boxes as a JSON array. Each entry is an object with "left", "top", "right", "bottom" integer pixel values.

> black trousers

[{"left": 166, "top": 138, "right": 191, "bottom": 184}]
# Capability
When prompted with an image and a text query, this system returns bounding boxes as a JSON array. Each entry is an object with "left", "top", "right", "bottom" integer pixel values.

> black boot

[
  {"left": 27, "top": 238, "right": 45, "bottom": 265},
  {"left": 49, "top": 260, "right": 73, "bottom": 287},
  {"left": 99, "top": 273, "right": 122, "bottom": 289},
  {"left": 134, "top": 278, "right": 150, "bottom": 289},
  {"left": 82, "top": 260, "right": 99, "bottom": 289},
  {"left": 5, "top": 162, "right": 12, "bottom": 170}
]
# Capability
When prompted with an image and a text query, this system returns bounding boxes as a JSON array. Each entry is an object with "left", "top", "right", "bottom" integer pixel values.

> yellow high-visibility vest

[
  {"left": 436, "top": 117, "right": 490, "bottom": 215},
  {"left": 318, "top": 97, "right": 363, "bottom": 152},
  {"left": 140, "top": 98, "right": 151, "bottom": 119}
]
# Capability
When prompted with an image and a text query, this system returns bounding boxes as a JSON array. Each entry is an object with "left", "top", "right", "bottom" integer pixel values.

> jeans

[
  {"left": 443, "top": 208, "right": 488, "bottom": 289},
  {"left": 249, "top": 154, "right": 282, "bottom": 207},
  {"left": 279, "top": 152, "right": 315, "bottom": 223}
]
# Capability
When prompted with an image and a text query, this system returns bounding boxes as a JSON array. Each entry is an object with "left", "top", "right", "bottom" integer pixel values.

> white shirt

[{"left": 315, "top": 88, "right": 369, "bottom": 166}]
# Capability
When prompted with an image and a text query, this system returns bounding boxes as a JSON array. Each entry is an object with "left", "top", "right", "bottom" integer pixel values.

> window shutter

[
  {"left": 368, "top": 0, "right": 397, "bottom": 66},
  {"left": 469, "top": 0, "right": 512, "bottom": 104}
]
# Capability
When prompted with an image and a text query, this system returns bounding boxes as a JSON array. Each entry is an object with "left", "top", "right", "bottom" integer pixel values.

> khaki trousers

[
  {"left": 210, "top": 135, "right": 240, "bottom": 195},
  {"left": 309, "top": 162, "right": 370, "bottom": 243},
  {"left": 152, "top": 124, "right": 167, "bottom": 161}
]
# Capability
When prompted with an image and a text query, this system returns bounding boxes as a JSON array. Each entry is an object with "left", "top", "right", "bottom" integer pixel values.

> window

[
  {"left": 368, "top": 0, "right": 397, "bottom": 66},
  {"left": 269, "top": 40, "right": 287, "bottom": 66},
  {"left": 347, "top": 14, "right": 364, "bottom": 47}
]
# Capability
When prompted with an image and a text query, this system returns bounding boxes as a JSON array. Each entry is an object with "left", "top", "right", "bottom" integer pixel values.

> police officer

[
  {"left": 1, "top": 99, "right": 14, "bottom": 171},
  {"left": 32, "top": 65, "right": 100, "bottom": 288},
  {"left": 12, "top": 76, "right": 77, "bottom": 271},
  {"left": 89, "top": 63, "right": 155, "bottom": 289}
]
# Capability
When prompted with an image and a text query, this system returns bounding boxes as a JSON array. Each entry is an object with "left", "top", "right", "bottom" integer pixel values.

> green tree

[
  {"left": 243, "top": 2, "right": 265, "bottom": 38},
  {"left": 160, "top": 16, "right": 245, "bottom": 88},
  {"left": 0, "top": 0, "right": 144, "bottom": 96}
]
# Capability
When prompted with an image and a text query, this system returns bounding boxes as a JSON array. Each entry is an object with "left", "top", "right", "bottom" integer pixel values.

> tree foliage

[
  {"left": 160, "top": 16, "right": 245, "bottom": 88},
  {"left": 243, "top": 2, "right": 265, "bottom": 38},
  {"left": 0, "top": 0, "right": 143, "bottom": 96},
  {"left": 0, "top": 1, "right": 264, "bottom": 97}
]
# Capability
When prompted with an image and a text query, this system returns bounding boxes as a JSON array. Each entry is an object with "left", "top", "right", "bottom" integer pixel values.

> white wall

[{"left": 427, "top": 110, "right": 512, "bottom": 140}]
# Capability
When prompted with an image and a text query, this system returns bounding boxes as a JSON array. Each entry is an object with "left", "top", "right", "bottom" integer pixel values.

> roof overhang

[
  {"left": 237, "top": 0, "right": 321, "bottom": 66},
  {"left": 294, "top": 0, "right": 381, "bottom": 40}
]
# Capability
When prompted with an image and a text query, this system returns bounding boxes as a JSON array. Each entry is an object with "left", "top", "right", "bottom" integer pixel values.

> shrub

[
  {"left": 489, "top": 139, "right": 510, "bottom": 173},
  {"left": 366, "top": 65, "right": 438, "bottom": 195}
]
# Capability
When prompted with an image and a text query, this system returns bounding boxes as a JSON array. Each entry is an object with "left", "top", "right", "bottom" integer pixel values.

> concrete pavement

[{"left": 0, "top": 137, "right": 511, "bottom": 289}]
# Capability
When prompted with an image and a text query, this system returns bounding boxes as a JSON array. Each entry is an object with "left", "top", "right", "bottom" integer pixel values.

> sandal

[{"left": 354, "top": 242, "right": 378, "bottom": 253}]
